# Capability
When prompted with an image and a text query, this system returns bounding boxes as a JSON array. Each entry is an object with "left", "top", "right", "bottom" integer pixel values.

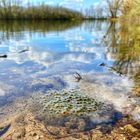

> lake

[{"left": 0, "top": 20, "right": 140, "bottom": 139}]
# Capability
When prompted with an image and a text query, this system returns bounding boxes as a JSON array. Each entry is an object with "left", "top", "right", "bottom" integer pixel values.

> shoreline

[{"left": 0, "top": 91, "right": 140, "bottom": 140}]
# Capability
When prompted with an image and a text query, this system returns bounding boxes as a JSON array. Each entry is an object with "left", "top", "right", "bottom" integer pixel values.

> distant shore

[
  {"left": 0, "top": 4, "right": 111, "bottom": 21},
  {"left": 0, "top": 5, "right": 83, "bottom": 20}
]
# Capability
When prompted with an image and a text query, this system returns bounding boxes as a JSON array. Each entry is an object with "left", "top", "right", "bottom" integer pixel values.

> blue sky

[{"left": 26, "top": 0, "right": 101, "bottom": 11}]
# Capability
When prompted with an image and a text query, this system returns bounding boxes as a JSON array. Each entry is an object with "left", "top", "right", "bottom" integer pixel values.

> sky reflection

[{"left": 0, "top": 21, "right": 136, "bottom": 109}]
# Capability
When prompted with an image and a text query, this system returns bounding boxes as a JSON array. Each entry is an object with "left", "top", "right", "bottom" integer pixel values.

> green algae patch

[
  {"left": 38, "top": 90, "right": 103, "bottom": 116},
  {"left": 31, "top": 90, "right": 122, "bottom": 133}
]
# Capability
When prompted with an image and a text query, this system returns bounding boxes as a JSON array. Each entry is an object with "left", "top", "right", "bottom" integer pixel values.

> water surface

[{"left": 0, "top": 20, "right": 140, "bottom": 128}]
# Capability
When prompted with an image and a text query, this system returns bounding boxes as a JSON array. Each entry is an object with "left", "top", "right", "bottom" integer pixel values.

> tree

[
  {"left": 106, "top": 0, "right": 123, "bottom": 18},
  {"left": 122, "top": 0, "right": 140, "bottom": 23}
]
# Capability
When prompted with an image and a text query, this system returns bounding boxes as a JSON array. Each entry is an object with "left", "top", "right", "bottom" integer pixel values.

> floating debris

[
  {"left": 0, "top": 49, "right": 29, "bottom": 59},
  {"left": 0, "top": 54, "right": 7, "bottom": 58},
  {"left": 99, "top": 63, "right": 124, "bottom": 76},
  {"left": 18, "top": 49, "right": 29, "bottom": 53},
  {"left": 74, "top": 72, "right": 82, "bottom": 82},
  {"left": 99, "top": 63, "right": 106, "bottom": 67}
]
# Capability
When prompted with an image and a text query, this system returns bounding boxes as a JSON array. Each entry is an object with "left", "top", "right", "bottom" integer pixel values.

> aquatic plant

[
  {"left": 38, "top": 90, "right": 103, "bottom": 116},
  {"left": 32, "top": 90, "right": 122, "bottom": 133}
]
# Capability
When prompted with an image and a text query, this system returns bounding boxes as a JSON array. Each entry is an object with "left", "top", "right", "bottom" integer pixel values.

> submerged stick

[
  {"left": 99, "top": 63, "right": 124, "bottom": 76},
  {"left": 0, "top": 124, "right": 11, "bottom": 137},
  {"left": 0, "top": 48, "right": 29, "bottom": 59},
  {"left": 18, "top": 49, "right": 29, "bottom": 53}
]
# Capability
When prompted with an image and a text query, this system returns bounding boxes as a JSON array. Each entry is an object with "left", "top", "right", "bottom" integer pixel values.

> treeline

[
  {"left": 83, "top": 0, "right": 123, "bottom": 19},
  {"left": 0, "top": 0, "right": 83, "bottom": 20},
  {"left": 84, "top": 0, "right": 140, "bottom": 21},
  {"left": 84, "top": 5, "right": 107, "bottom": 20},
  {"left": 0, "top": 0, "right": 139, "bottom": 21}
]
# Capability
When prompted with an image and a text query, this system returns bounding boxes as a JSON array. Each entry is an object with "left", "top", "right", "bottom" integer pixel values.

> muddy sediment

[{"left": 0, "top": 112, "right": 140, "bottom": 140}]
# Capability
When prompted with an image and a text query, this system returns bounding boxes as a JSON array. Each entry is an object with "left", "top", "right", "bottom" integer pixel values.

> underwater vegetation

[
  {"left": 31, "top": 90, "right": 122, "bottom": 134},
  {"left": 40, "top": 90, "right": 103, "bottom": 115}
]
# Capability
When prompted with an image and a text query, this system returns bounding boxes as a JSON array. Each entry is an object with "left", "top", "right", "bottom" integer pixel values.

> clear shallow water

[{"left": 0, "top": 20, "right": 140, "bottom": 123}]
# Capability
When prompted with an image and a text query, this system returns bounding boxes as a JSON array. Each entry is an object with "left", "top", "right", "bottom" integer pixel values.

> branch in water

[
  {"left": 0, "top": 54, "right": 7, "bottom": 58},
  {"left": 74, "top": 72, "right": 82, "bottom": 82}
]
